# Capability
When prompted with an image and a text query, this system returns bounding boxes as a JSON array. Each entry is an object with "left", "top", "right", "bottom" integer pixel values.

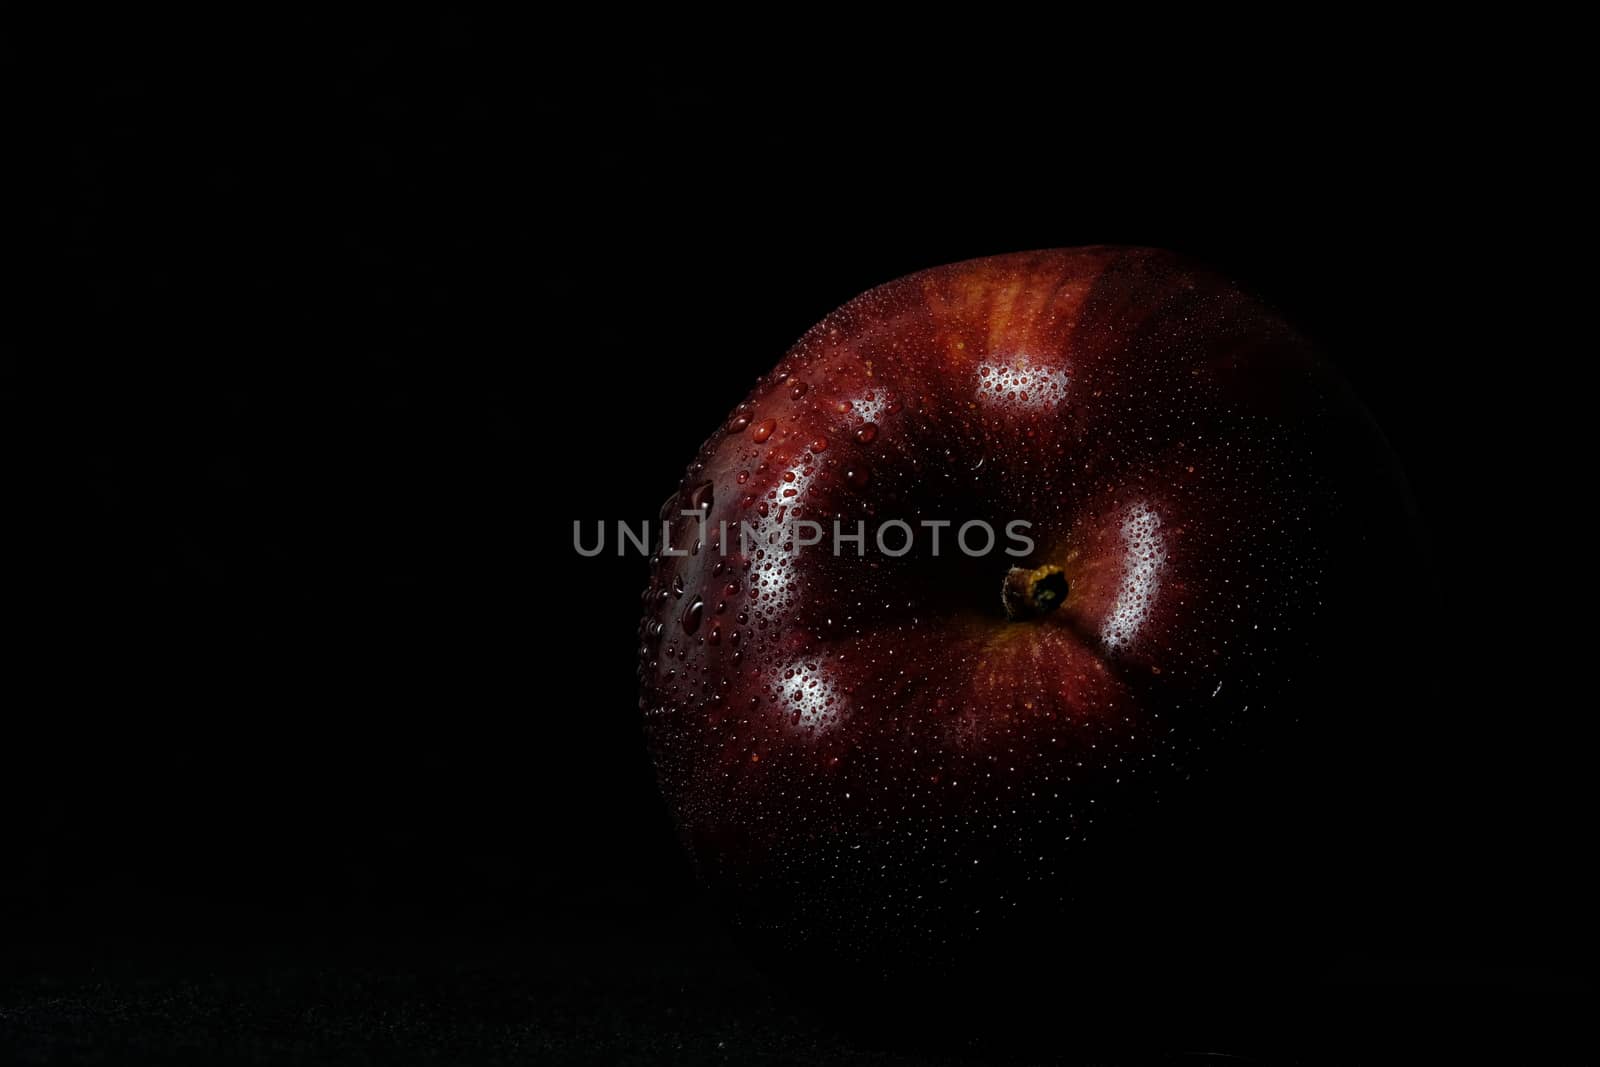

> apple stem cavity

[{"left": 1002, "top": 565, "right": 1069, "bottom": 621}]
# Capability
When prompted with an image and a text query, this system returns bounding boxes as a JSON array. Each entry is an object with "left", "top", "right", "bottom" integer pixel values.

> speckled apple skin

[{"left": 637, "top": 247, "right": 1416, "bottom": 1032}]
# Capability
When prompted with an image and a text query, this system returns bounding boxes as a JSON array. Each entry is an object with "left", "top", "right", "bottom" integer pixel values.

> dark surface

[
  {"left": 2, "top": 928, "right": 1594, "bottom": 1064},
  {"left": 15, "top": 26, "right": 1593, "bottom": 1063}
]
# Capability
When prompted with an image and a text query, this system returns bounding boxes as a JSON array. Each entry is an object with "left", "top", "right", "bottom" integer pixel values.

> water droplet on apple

[
  {"left": 855, "top": 423, "right": 878, "bottom": 444},
  {"left": 726, "top": 413, "right": 752, "bottom": 434},
  {"left": 688, "top": 480, "right": 714, "bottom": 514},
  {"left": 751, "top": 418, "right": 777, "bottom": 443},
  {"left": 681, "top": 597, "right": 703, "bottom": 634},
  {"left": 790, "top": 381, "right": 809, "bottom": 399}
]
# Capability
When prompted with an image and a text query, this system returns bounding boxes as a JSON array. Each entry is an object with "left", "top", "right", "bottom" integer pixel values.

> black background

[{"left": 11, "top": 28, "right": 1592, "bottom": 1063}]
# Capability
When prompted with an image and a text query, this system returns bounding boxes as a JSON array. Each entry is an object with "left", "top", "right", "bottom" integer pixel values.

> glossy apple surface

[{"left": 637, "top": 247, "right": 1418, "bottom": 1045}]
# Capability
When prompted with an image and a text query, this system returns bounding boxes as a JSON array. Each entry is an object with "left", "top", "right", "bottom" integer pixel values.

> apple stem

[{"left": 1002, "top": 565, "right": 1069, "bottom": 621}]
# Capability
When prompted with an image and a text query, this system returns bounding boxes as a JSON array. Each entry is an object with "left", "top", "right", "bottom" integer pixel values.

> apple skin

[{"left": 638, "top": 247, "right": 1418, "bottom": 1046}]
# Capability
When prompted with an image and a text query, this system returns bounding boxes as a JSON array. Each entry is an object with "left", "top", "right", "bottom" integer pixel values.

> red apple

[{"left": 638, "top": 247, "right": 1418, "bottom": 1047}]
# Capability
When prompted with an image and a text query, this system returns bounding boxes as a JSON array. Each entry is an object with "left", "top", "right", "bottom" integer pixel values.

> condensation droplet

[{"left": 688, "top": 480, "right": 714, "bottom": 514}]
